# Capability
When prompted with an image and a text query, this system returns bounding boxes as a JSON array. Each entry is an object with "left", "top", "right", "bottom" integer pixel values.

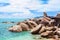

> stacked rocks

[
  {"left": 8, "top": 19, "right": 38, "bottom": 32},
  {"left": 8, "top": 12, "right": 60, "bottom": 40},
  {"left": 31, "top": 24, "right": 60, "bottom": 40},
  {"left": 31, "top": 13, "right": 60, "bottom": 40}
]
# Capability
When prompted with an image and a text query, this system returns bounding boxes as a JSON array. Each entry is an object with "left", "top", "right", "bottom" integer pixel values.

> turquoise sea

[{"left": 0, "top": 18, "right": 45, "bottom": 40}]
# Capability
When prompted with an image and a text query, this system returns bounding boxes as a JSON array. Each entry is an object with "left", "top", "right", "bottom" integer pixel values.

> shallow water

[
  {"left": 0, "top": 23, "right": 40, "bottom": 40},
  {"left": 0, "top": 18, "right": 49, "bottom": 40}
]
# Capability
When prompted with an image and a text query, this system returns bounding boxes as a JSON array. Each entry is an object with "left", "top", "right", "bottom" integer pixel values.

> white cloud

[
  {"left": 0, "top": 0, "right": 40, "bottom": 12},
  {"left": 28, "top": 0, "right": 60, "bottom": 12},
  {"left": 10, "top": 10, "right": 34, "bottom": 18},
  {"left": 44, "top": 0, "right": 60, "bottom": 11},
  {"left": 0, "top": 0, "right": 60, "bottom": 12},
  {"left": 0, "top": 10, "right": 34, "bottom": 18},
  {"left": 0, "top": 0, "right": 40, "bottom": 18},
  {"left": 0, "top": 0, "right": 60, "bottom": 18}
]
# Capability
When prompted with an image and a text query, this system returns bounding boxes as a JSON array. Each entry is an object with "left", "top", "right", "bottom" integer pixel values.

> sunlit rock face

[{"left": 0, "top": 3, "right": 10, "bottom": 7}]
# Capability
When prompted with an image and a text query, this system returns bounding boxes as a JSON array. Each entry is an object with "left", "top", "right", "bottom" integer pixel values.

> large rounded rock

[
  {"left": 39, "top": 26, "right": 46, "bottom": 34},
  {"left": 36, "top": 18, "right": 42, "bottom": 24},
  {"left": 45, "top": 27, "right": 56, "bottom": 31},
  {"left": 49, "top": 19, "right": 56, "bottom": 26},
  {"left": 56, "top": 31, "right": 60, "bottom": 38},
  {"left": 54, "top": 28, "right": 60, "bottom": 37},
  {"left": 20, "top": 23, "right": 30, "bottom": 31},
  {"left": 40, "top": 20, "right": 49, "bottom": 26},
  {"left": 41, "top": 31, "right": 53, "bottom": 37},
  {"left": 27, "top": 21, "right": 38, "bottom": 29},
  {"left": 8, "top": 25, "right": 22, "bottom": 32},
  {"left": 31, "top": 24, "right": 42, "bottom": 34}
]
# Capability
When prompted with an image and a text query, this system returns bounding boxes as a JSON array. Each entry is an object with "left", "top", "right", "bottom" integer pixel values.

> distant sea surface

[{"left": 0, "top": 18, "right": 48, "bottom": 40}]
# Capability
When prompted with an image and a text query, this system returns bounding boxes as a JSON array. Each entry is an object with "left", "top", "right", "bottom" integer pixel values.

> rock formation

[
  {"left": 9, "top": 20, "right": 38, "bottom": 32},
  {"left": 43, "top": 12, "right": 48, "bottom": 17},
  {"left": 31, "top": 12, "right": 60, "bottom": 40},
  {"left": 8, "top": 12, "right": 60, "bottom": 40}
]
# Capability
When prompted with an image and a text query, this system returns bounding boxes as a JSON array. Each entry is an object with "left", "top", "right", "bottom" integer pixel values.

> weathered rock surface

[
  {"left": 9, "top": 25, "right": 22, "bottom": 32},
  {"left": 39, "top": 26, "right": 46, "bottom": 34},
  {"left": 8, "top": 12, "right": 60, "bottom": 40},
  {"left": 31, "top": 24, "right": 42, "bottom": 34},
  {"left": 19, "top": 23, "right": 30, "bottom": 31},
  {"left": 26, "top": 21, "right": 38, "bottom": 29},
  {"left": 31, "top": 13, "right": 60, "bottom": 39}
]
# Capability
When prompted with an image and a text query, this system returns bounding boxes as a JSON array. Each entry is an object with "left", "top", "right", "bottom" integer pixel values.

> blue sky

[{"left": 0, "top": 0, "right": 60, "bottom": 18}]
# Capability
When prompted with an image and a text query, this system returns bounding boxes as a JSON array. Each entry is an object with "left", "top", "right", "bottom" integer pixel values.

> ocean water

[{"left": 0, "top": 18, "right": 42, "bottom": 40}]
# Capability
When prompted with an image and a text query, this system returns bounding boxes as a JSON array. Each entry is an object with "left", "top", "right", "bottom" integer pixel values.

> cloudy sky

[{"left": 0, "top": 0, "right": 60, "bottom": 18}]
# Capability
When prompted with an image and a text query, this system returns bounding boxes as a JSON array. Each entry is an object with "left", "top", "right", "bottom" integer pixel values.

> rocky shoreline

[{"left": 8, "top": 12, "right": 60, "bottom": 40}]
